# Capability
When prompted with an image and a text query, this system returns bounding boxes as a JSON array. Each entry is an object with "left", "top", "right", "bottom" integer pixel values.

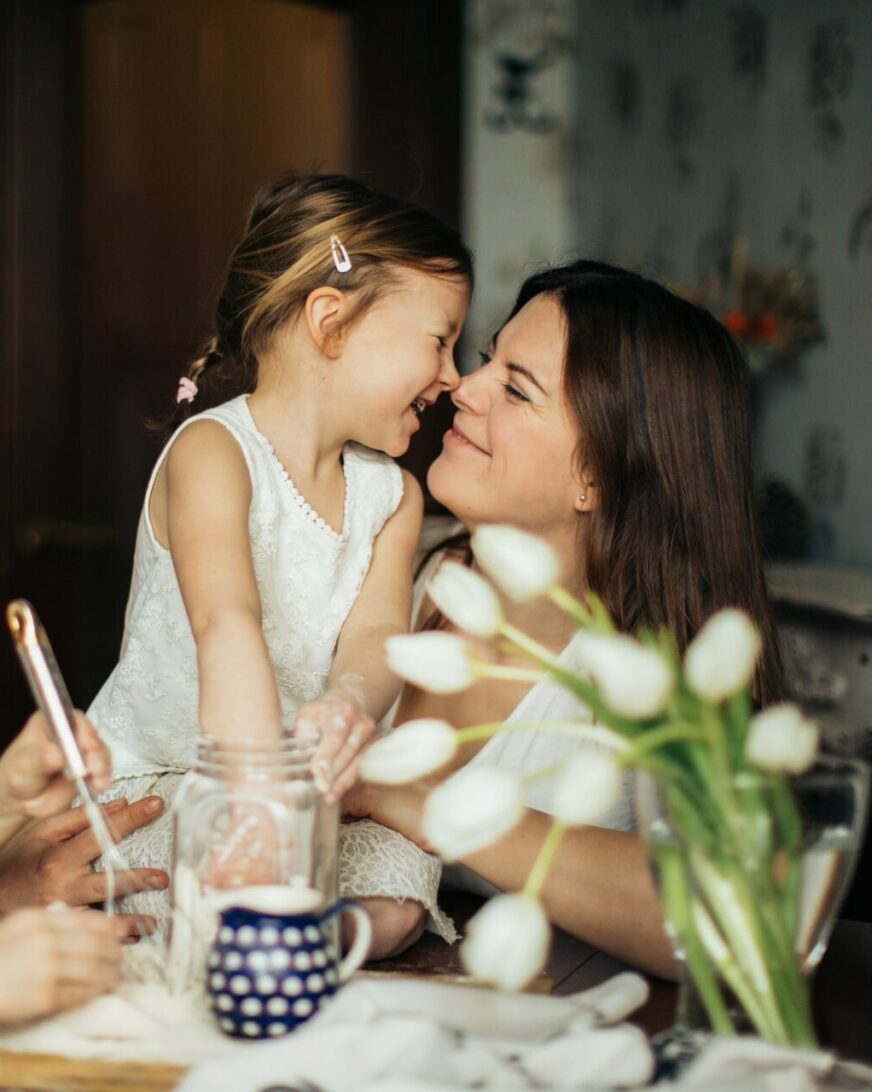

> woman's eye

[
  {"left": 502, "top": 382, "right": 529, "bottom": 403},
  {"left": 436, "top": 336, "right": 448, "bottom": 349}
]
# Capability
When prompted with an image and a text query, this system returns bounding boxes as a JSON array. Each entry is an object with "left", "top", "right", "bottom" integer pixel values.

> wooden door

[
  {"left": 75, "top": 0, "right": 352, "bottom": 707},
  {"left": 0, "top": 0, "right": 462, "bottom": 744},
  {"left": 1, "top": 0, "right": 351, "bottom": 738},
  {"left": 0, "top": 1, "right": 94, "bottom": 738}
]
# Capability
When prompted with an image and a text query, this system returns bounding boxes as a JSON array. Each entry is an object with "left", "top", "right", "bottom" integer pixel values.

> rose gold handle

[{"left": 6, "top": 599, "right": 86, "bottom": 780}]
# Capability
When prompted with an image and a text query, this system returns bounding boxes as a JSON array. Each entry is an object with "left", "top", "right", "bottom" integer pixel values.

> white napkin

[
  {"left": 0, "top": 970, "right": 648, "bottom": 1077},
  {"left": 0, "top": 983, "right": 237, "bottom": 1065},
  {"left": 659, "top": 1036, "right": 872, "bottom": 1092},
  {"left": 176, "top": 974, "right": 655, "bottom": 1092}
]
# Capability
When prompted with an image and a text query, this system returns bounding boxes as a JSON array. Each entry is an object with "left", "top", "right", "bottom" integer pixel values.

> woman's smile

[{"left": 443, "top": 421, "right": 490, "bottom": 455}]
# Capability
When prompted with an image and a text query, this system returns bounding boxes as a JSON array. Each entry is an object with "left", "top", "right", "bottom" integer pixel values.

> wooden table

[{"left": 1, "top": 896, "right": 869, "bottom": 1090}]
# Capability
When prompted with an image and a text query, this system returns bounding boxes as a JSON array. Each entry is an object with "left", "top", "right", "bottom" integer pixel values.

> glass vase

[{"left": 636, "top": 754, "right": 869, "bottom": 1053}]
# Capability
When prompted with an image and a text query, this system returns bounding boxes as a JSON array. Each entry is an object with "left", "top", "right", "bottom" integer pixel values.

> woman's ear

[{"left": 303, "top": 286, "right": 348, "bottom": 357}]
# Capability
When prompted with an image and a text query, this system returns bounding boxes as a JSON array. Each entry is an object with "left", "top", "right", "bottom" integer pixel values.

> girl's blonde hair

[{"left": 156, "top": 172, "right": 473, "bottom": 440}]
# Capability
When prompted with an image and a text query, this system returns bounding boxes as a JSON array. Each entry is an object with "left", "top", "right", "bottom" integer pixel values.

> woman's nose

[{"left": 450, "top": 369, "right": 487, "bottom": 414}]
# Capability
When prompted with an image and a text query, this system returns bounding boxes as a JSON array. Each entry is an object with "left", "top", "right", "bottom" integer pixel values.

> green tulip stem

[
  {"left": 523, "top": 819, "right": 567, "bottom": 900},
  {"left": 499, "top": 623, "right": 560, "bottom": 668},
  {"left": 622, "top": 723, "right": 708, "bottom": 761},
  {"left": 545, "top": 585, "right": 595, "bottom": 628},
  {"left": 657, "top": 844, "right": 735, "bottom": 1035},
  {"left": 522, "top": 762, "right": 568, "bottom": 786},
  {"left": 476, "top": 664, "right": 546, "bottom": 684},
  {"left": 455, "top": 719, "right": 630, "bottom": 752},
  {"left": 691, "top": 899, "right": 773, "bottom": 1034},
  {"left": 498, "top": 621, "right": 642, "bottom": 735}
]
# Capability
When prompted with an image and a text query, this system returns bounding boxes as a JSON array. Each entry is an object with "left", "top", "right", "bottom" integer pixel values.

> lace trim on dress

[
  {"left": 338, "top": 819, "right": 457, "bottom": 944},
  {"left": 241, "top": 396, "right": 351, "bottom": 542}
]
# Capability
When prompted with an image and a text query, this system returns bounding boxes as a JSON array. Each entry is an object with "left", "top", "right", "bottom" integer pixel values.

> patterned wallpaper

[{"left": 573, "top": 0, "right": 872, "bottom": 567}]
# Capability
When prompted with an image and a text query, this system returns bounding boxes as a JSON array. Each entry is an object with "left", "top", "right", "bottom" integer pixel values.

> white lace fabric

[
  {"left": 89, "top": 395, "right": 404, "bottom": 775},
  {"left": 88, "top": 395, "right": 452, "bottom": 948},
  {"left": 338, "top": 819, "right": 457, "bottom": 942}
]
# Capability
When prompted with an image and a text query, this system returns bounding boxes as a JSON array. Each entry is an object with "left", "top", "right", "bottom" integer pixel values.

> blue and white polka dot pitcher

[{"left": 206, "top": 886, "right": 371, "bottom": 1039}]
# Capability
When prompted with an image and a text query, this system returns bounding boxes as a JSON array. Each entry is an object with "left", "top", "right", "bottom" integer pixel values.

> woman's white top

[
  {"left": 88, "top": 394, "right": 403, "bottom": 777},
  {"left": 410, "top": 547, "right": 636, "bottom": 895}
]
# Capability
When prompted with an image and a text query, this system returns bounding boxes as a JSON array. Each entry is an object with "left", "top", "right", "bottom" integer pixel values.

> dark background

[{"left": 1, "top": 0, "right": 463, "bottom": 740}]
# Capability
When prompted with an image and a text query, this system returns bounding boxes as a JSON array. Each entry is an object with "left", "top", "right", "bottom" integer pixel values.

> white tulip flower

[
  {"left": 551, "top": 750, "right": 624, "bottom": 826},
  {"left": 745, "top": 703, "right": 819, "bottom": 774},
  {"left": 359, "top": 719, "right": 458, "bottom": 784},
  {"left": 386, "top": 632, "right": 477, "bottom": 694},
  {"left": 685, "top": 609, "right": 762, "bottom": 703},
  {"left": 427, "top": 561, "right": 504, "bottom": 637},
  {"left": 471, "top": 525, "right": 560, "bottom": 601},
  {"left": 576, "top": 633, "right": 674, "bottom": 719},
  {"left": 461, "top": 894, "right": 550, "bottom": 990},
  {"left": 422, "top": 766, "right": 525, "bottom": 860}
]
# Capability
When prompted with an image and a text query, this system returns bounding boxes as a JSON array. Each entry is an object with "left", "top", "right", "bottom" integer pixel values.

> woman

[{"left": 345, "top": 260, "right": 785, "bottom": 979}]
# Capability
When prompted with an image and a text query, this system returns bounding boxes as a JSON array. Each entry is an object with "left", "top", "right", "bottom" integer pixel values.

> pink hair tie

[{"left": 176, "top": 377, "right": 198, "bottom": 404}]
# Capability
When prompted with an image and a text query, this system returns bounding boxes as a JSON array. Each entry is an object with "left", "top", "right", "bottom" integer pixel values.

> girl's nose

[{"left": 438, "top": 353, "right": 461, "bottom": 392}]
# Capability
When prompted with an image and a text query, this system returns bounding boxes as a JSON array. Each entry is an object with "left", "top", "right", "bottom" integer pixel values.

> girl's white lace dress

[{"left": 88, "top": 394, "right": 454, "bottom": 942}]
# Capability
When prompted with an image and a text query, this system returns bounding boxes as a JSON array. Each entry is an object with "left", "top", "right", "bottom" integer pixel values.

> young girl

[{"left": 87, "top": 173, "right": 472, "bottom": 955}]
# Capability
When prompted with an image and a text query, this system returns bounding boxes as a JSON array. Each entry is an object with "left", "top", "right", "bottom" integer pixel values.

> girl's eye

[
  {"left": 502, "top": 382, "right": 529, "bottom": 403},
  {"left": 436, "top": 336, "right": 448, "bottom": 349}
]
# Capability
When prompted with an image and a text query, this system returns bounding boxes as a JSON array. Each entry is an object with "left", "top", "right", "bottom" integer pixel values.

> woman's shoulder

[{"left": 416, "top": 517, "right": 466, "bottom": 565}]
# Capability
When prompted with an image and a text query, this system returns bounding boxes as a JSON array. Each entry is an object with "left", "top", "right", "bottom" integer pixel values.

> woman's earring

[{"left": 577, "top": 494, "right": 587, "bottom": 505}]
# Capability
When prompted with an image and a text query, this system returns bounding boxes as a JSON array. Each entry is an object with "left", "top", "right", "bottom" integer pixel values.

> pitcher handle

[{"left": 321, "top": 898, "right": 372, "bottom": 982}]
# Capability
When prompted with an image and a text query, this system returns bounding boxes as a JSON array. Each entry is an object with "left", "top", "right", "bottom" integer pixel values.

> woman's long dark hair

[{"left": 429, "top": 259, "right": 785, "bottom": 706}]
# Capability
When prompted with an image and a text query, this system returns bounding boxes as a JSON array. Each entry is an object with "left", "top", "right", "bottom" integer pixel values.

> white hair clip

[{"left": 330, "top": 234, "right": 352, "bottom": 273}]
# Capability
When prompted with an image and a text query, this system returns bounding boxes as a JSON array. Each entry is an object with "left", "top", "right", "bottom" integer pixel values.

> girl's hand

[
  {"left": 0, "top": 908, "right": 126, "bottom": 1024},
  {"left": 294, "top": 687, "right": 376, "bottom": 803},
  {"left": 0, "top": 712, "right": 112, "bottom": 822}
]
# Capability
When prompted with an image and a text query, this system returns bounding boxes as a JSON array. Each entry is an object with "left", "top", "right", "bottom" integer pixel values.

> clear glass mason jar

[{"left": 167, "top": 738, "right": 338, "bottom": 993}]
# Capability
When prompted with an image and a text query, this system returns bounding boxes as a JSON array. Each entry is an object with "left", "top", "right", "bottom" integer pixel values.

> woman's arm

[
  {"left": 346, "top": 780, "right": 677, "bottom": 980},
  {"left": 164, "top": 421, "right": 282, "bottom": 740}
]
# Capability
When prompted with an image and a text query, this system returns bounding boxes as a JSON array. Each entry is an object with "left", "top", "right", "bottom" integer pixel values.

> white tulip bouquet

[{"left": 361, "top": 526, "right": 820, "bottom": 1047}]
